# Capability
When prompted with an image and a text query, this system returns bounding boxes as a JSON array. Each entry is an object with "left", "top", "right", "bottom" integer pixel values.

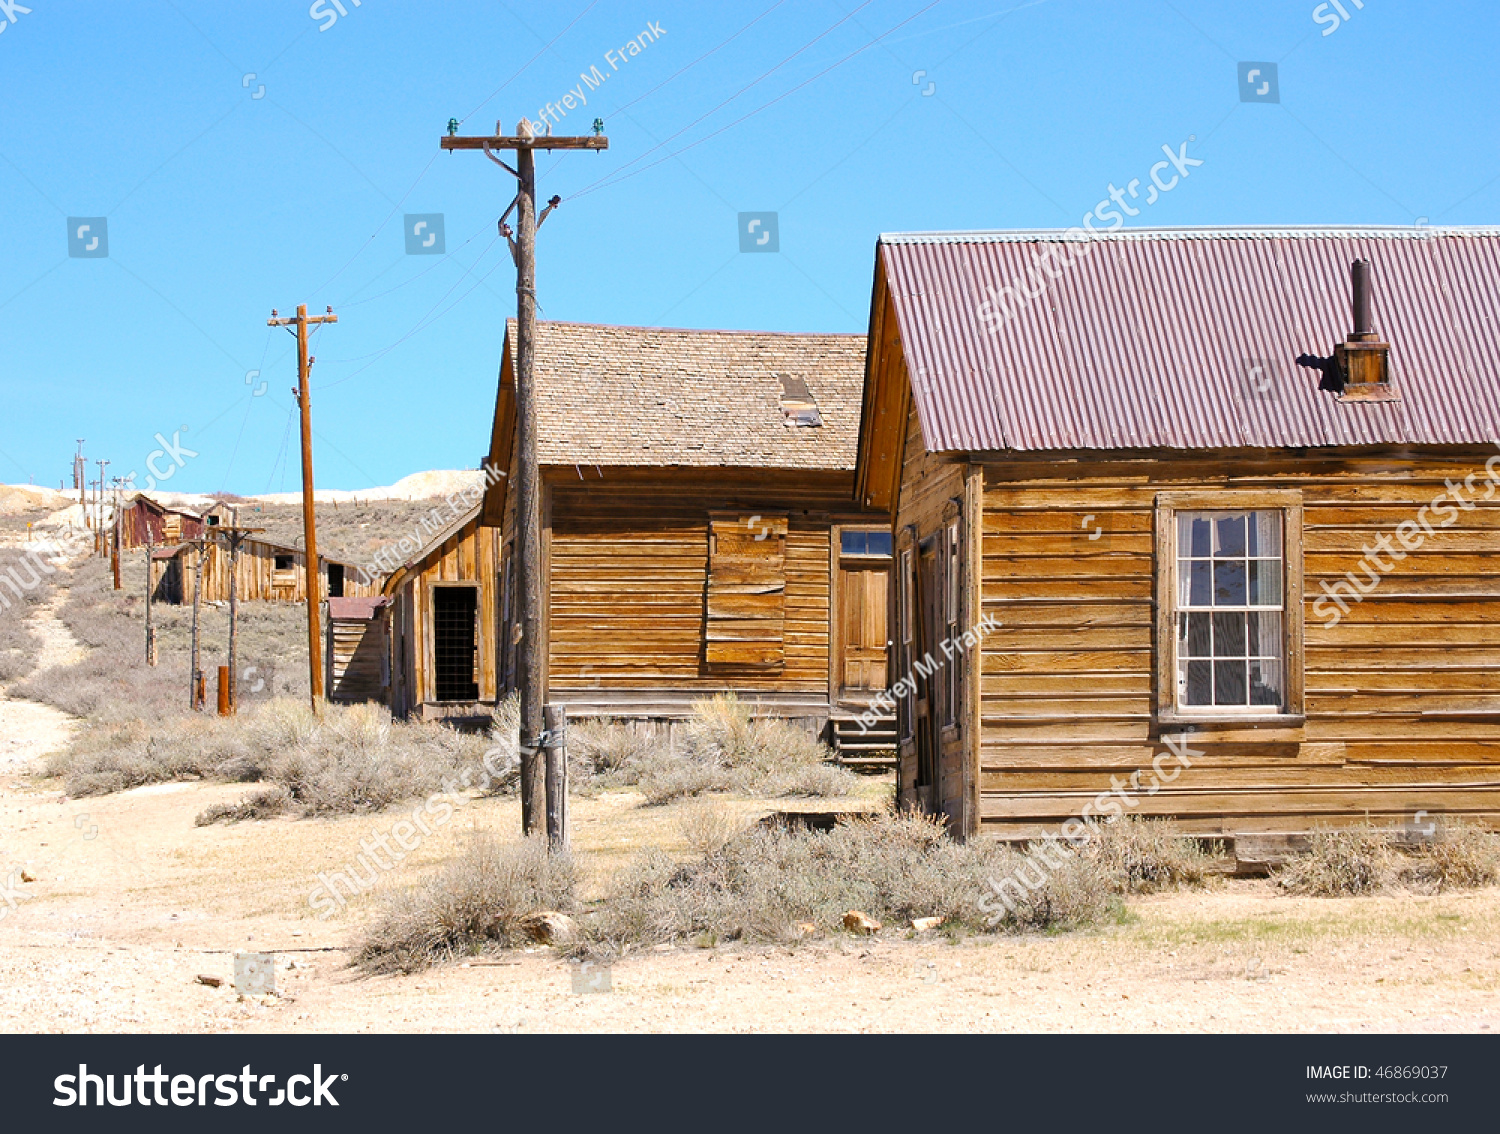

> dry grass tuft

[
  {"left": 353, "top": 835, "right": 579, "bottom": 974},
  {"left": 583, "top": 810, "right": 1120, "bottom": 952},
  {"left": 53, "top": 697, "right": 505, "bottom": 815},
  {"left": 1395, "top": 822, "right": 1500, "bottom": 894},
  {"left": 569, "top": 694, "right": 857, "bottom": 804},
  {"left": 194, "top": 785, "right": 292, "bottom": 826},
  {"left": 1091, "top": 818, "right": 1221, "bottom": 893},
  {"left": 1272, "top": 823, "right": 1500, "bottom": 897},
  {"left": 1277, "top": 826, "right": 1394, "bottom": 896},
  {"left": 676, "top": 798, "right": 744, "bottom": 856}
]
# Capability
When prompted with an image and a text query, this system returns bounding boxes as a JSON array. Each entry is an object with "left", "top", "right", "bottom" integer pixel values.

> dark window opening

[
  {"left": 206, "top": 514, "right": 220, "bottom": 527},
  {"left": 274, "top": 554, "right": 294, "bottom": 571},
  {"left": 327, "top": 563, "right": 345, "bottom": 599},
  {"left": 841, "top": 529, "right": 893, "bottom": 557},
  {"left": 434, "top": 586, "right": 479, "bottom": 703}
]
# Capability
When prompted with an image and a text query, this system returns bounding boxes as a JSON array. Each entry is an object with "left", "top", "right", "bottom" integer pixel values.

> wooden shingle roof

[{"left": 502, "top": 320, "right": 866, "bottom": 470}]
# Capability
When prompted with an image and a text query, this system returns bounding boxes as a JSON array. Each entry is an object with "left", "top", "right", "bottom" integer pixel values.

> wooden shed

[
  {"left": 453, "top": 320, "right": 892, "bottom": 749},
  {"left": 118, "top": 494, "right": 205, "bottom": 549},
  {"left": 147, "top": 538, "right": 378, "bottom": 605},
  {"left": 856, "top": 225, "right": 1500, "bottom": 839},
  {"left": 383, "top": 503, "right": 502, "bottom": 722},
  {"left": 327, "top": 596, "right": 392, "bottom": 704}
]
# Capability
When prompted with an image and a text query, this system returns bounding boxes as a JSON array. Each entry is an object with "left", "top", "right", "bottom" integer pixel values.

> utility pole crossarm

[
  {"left": 442, "top": 119, "right": 601, "bottom": 845},
  {"left": 440, "top": 135, "right": 608, "bottom": 151}
]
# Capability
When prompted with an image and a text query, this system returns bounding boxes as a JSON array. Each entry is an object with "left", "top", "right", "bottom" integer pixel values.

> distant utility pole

[
  {"left": 216, "top": 525, "right": 265, "bottom": 715},
  {"left": 144, "top": 526, "right": 157, "bottom": 667},
  {"left": 267, "top": 304, "right": 338, "bottom": 715},
  {"left": 95, "top": 459, "right": 109, "bottom": 556},
  {"left": 110, "top": 477, "right": 123, "bottom": 589},
  {"left": 440, "top": 118, "right": 607, "bottom": 839},
  {"left": 74, "top": 440, "right": 85, "bottom": 510}
]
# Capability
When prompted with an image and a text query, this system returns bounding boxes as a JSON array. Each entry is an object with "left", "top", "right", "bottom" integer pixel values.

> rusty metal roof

[{"left": 879, "top": 226, "right": 1500, "bottom": 453}]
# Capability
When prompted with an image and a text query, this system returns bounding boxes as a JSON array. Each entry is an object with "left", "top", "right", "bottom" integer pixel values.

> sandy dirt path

[
  {"left": 0, "top": 583, "right": 84, "bottom": 775},
  {"left": 0, "top": 775, "right": 1495, "bottom": 1034}
]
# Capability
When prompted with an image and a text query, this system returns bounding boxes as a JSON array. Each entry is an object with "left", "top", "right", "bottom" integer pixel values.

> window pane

[
  {"left": 1214, "top": 660, "right": 1248, "bottom": 706},
  {"left": 866, "top": 531, "right": 893, "bottom": 556},
  {"left": 841, "top": 531, "right": 865, "bottom": 555},
  {"left": 1248, "top": 560, "right": 1282, "bottom": 606},
  {"left": 1250, "top": 659, "right": 1284, "bottom": 706},
  {"left": 1215, "top": 515, "right": 1247, "bottom": 557},
  {"left": 1213, "top": 560, "right": 1246, "bottom": 605},
  {"left": 1179, "top": 516, "right": 1213, "bottom": 558},
  {"left": 1185, "top": 660, "right": 1213, "bottom": 705},
  {"left": 1212, "top": 611, "right": 1247, "bottom": 657},
  {"left": 1179, "top": 611, "right": 1211, "bottom": 657},
  {"left": 1248, "top": 511, "right": 1282, "bottom": 558},
  {"left": 1247, "top": 611, "right": 1283, "bottom": 658},
  {"left": 1187, "top": 561, "right": 1212, "bottom": 606}
]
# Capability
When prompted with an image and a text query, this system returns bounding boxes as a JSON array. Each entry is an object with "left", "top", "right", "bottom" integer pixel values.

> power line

[{"left": 570, "top": 0, "right": 944, "bottom": 202}]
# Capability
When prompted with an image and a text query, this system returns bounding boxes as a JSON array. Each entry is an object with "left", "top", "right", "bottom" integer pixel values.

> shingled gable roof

[
  {"left": 860, "top": 226, "right": 1500, "bottom": 470},
  {"left": 492, "top": 320, "right": 866, "bottom": 471}
]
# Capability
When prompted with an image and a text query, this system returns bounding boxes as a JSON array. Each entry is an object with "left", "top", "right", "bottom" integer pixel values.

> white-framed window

[
  {"left": 1155, "top": 492, "right": 1304, "bottom": 721},
  {"left": 1176, "top": 511, "right": 1285, "bottom": 709}
]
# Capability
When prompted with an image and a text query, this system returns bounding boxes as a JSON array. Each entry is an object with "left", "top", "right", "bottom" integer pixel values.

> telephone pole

[
  {"left": 95, "top": 459, "right": 109, "bottom": 556},
  {"left": 441, "top": 119, "right": 607, "bottom": 839},
  {"left": 267, "top": 304, "right": 338, "bottom": 715}
]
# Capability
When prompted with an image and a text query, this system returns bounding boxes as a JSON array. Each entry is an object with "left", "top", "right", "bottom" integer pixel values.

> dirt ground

[
  {"left": 1, "top": 556, "right": 1497, "bottom": 1034},
  {"left": 1, "top": 766, "right": 1497, "bottom": 1034}
]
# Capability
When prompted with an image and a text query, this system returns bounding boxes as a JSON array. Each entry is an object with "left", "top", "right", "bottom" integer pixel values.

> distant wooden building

[
  {"left": 327, "top": 596, "right": 392, "bottom": 704},
  {"left": 395, "top": 320, "right": 893, "bottom": 747},
  {"left": 856, "top": 225, "right": 1500, "bottom": 838},
  {"left": 383, "top": 504, "right": 501, "bottom": 721},
  {"left": 149, "top": 538, "right": 378, "bottom": 605},
  {"left": 118, "top": 495, "right": 205, "bottom": 549}
]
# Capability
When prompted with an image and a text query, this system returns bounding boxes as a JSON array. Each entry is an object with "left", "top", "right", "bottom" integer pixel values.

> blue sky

[{"left": 2, "top": 0, "right": 1496, "bottom": 494}]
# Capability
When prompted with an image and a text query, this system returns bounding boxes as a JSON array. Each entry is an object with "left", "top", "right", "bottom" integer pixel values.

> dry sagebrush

[
  {"left": 568, "top": 693, "right": 856, "bottom": 804},
  {"left": 52, "top": 698, "right": 504, "bottom": 818},
  {"left": 1277, "top": 822, "right": 1500, "bottom": 896},
  {"left": 354, "top": 835, "right": 579, "bottom": 974}
]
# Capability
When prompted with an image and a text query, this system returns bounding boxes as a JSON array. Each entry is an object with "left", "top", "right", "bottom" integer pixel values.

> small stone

[
  {"left": 19, "top": 871, "right": 35, "bottom": 883},
  {"left": 794, "top": 922, "right": 818, "bottom": 938},
  {"left": 518, "top": 911, "right": 577, "bottom": 946},
  {"left": 911, "top": 916, "right": 944, "bottom": 933},
  {"left": 842, "top": 911, "right": 881, "bottom": 935},
  {"left": 196, "top": 975, "right": 223, "bottom": 988}
]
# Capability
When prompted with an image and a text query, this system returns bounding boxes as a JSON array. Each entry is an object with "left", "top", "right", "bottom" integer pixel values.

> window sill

[{"left": 1158, "top": 710, "right": 1305, "bottom": 728}]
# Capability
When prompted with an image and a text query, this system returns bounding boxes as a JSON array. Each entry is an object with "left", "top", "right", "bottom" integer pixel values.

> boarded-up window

[{"left": 705, "top": 514, "right": 788, "bottom": 669}]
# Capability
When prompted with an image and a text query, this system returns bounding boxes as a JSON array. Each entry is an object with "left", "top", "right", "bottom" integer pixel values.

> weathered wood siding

[
  {"left": 541, "top": 470, "right": 881, "bottom": 715},
  {"left": 387, "top": 514, "right": 501, "bottom": 718},
  {"left": 163, "top": 541, "right": 377, "bottom": 604},
  {"left": 328, "top": 615, "right": 389, "bottom": 704},
  {"left": 891, "top": 399, "right": 973, "bottom": 830},
  {"left": 977, "top": 453, "right": 1500, "bottom": 836}
]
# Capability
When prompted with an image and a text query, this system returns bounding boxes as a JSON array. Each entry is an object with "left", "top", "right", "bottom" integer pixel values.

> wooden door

[
  {"left": 913, "top": 538, "right": 939, "bottom": 808},
  {"left": 838, "top": 565, "right": 889, "bottom": 694}
]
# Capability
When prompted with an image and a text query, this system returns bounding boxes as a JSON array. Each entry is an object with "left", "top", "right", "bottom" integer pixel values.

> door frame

[{"left": 829, "top": 523, "right": 895, "bottom": 709}]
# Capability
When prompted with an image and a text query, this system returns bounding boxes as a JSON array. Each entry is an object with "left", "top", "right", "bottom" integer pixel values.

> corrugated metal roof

[{"left": 880, "top": 226, "right": 1500, "bottom": 453}]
